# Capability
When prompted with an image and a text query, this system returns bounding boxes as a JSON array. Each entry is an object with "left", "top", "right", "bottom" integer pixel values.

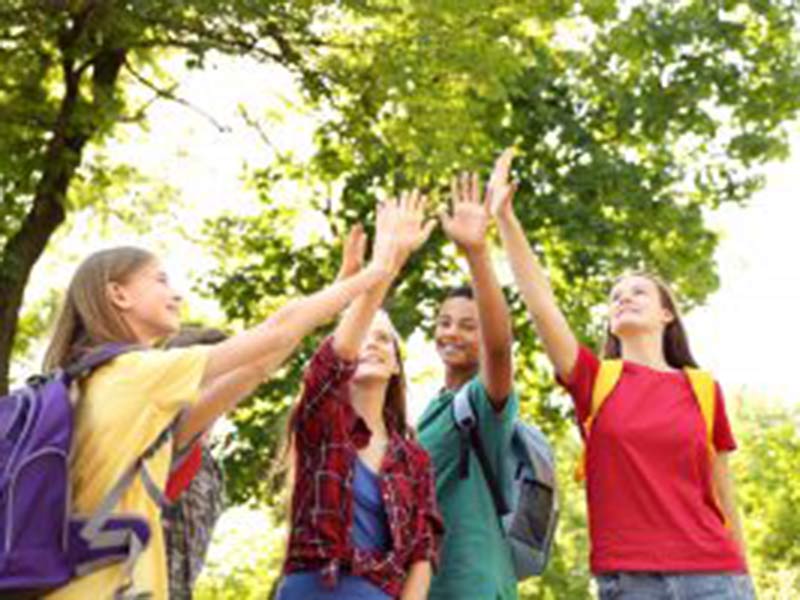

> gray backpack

[{"left": 453, "top": 386, "right": 559, "bottom": 579}]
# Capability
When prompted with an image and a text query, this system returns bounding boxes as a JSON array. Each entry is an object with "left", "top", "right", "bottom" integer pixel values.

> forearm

[
  {"left": 464, "top": 245, "right": 513, "bottom": 402},
  {"left": 203, "top": 265, "right": 388, "bottom": 384},
  {"left": 496, "top": 210, "right": 578, "bottom": 378},
  {"left": 333, "top": 275, "right": 394, "bottom": 360},
  {"left": 176, "top": 361, "right": 268, "bottom": 447},
  {"left": 714, "top": 454, "right": 748, "bottom": 561},
  {"left": 400, "top": 561, "right": 432, "bottom": 600}
]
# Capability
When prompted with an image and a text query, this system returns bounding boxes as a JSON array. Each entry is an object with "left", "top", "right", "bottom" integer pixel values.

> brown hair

[
  {"left": 602, "top": 272, "right": 699, "bottom": 369},
  {"left": 43, "top": 247, "right": 156, "bottom": 371},
  {"left": 278, "top": 315, "right": 411, "bottom": 511}
]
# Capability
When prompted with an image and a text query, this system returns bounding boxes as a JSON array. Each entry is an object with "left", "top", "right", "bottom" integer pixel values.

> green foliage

[
  {"left": 734, "top": 397, "right": 800, "bottom": 598},
  {"left": 202, "top": 0, "right": 800, "bottom": 502},
  {"left": 193, "top": 507, "right": 286, "bottom": 600}
]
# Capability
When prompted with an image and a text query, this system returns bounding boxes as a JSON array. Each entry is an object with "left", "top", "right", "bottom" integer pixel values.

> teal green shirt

[{"left": 417, "top": 376, "right": 518, "bottom": 600}]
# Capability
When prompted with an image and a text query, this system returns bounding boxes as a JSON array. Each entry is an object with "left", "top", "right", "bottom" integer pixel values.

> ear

[
  {"left": 661, "top": 307, "right": 675, "bottom": 326},
  {"left": 106, "top": 281, "right": 132, "bottom": 311}
]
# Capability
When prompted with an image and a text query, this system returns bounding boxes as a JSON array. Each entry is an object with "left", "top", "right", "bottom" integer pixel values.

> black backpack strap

[{"left": 453, "top": 386, "right": 510, "bottom": 516}]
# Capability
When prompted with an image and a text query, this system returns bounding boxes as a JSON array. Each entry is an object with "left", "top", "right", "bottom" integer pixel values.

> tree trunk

[{"left": 0, "top": 46, "right": 125, "bottom": 394}]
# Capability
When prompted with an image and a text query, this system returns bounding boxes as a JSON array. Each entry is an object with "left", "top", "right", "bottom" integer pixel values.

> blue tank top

[{"left": 277, "top": 458, "right": 392, "bottom": 600}]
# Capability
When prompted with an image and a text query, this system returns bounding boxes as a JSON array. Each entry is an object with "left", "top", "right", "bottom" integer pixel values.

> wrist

[
  {"left": 494, "top": 206, "right": 515, "bottom": 225},
  {"left": 462, "top": 243, "right": 490, "bottom": 261},
  {"left": 366, "top": 259, "right": 397, "bottom": 280}
]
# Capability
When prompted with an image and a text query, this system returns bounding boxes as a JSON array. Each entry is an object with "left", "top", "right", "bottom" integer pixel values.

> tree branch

[{"left": 123, "top": 59, "right": 231, "bottom": 133}]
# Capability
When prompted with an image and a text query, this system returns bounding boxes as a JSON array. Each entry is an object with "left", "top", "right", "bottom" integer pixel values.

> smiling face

[
  {"left": 107, "top": 260, "right": 183, "bottom": 343},
  {"left": 608, "top": 274, "right": 674, "bottom": 339},
  {"left": 352, "top": 310, "right": 402, "bottom": 383},
  {"left": 434, "top": 296, "right": 481, "bottom": 373}
]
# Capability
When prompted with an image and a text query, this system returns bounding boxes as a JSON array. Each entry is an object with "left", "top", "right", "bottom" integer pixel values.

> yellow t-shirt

[{"left": 46, "top": 346, "right": 209, "bottom": 600}]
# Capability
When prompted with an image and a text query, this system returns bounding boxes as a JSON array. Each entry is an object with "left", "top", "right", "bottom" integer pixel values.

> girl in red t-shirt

[{"left": 487, "top": 148, "right": 755, "bottom": 599}]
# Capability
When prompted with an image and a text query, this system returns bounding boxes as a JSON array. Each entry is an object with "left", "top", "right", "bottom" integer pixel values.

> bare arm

[
  {"left": 712, "top": 452, "right": 748, "bottom": 562},
  {"left": 489, "top": 149, "right": 578, "bottom": 380},
  {"left": 174, "top": 342, "right": 299, "bottom": 448},
  {"left": 465, "top": 244, "right": 514, "bottom": 404},
  {"left": 400, "top": 561, "right": 432, "bottom": 600},
  {"left": 442, "top": 169, "right": 513, "bottom": 406},
  {"left": 201, "top": 262, "right": 389, "bottom": 386}
]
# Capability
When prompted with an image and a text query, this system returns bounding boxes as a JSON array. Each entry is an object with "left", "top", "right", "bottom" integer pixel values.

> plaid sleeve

[
  {"left": 408, "top": 449, "right": 445, "bottom": 569},
  {"left": 295, "top": 336, "right": 357, "bottom": 431}
]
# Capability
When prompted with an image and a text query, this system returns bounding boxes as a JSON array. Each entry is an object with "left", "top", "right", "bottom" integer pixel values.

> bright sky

[{"left": 24, "top": 54, "right": 800, "bottom": 412}]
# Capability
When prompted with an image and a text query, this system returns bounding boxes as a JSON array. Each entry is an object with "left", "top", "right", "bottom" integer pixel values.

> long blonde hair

[{"left": 43, "top": 247, "right": 156, "bottom": 371}]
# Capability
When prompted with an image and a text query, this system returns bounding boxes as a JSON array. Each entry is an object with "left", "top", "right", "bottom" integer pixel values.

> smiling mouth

[
  {"left": 359, "top": 356, "right": 385, "bottom": 365},
  {"left": 438, "top": 343, "right": 465, "bottom": 355}
]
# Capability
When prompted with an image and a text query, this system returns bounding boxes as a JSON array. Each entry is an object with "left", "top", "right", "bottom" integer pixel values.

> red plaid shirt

[{"left": 283, "top": 337, "right": 444, "bottom": 597}]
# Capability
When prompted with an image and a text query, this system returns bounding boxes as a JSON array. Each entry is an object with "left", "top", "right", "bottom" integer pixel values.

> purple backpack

[{"left": 0, "top": 345, "right": 176, "bottom": 600}]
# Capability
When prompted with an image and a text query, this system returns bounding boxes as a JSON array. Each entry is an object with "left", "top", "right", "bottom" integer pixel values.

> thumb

[{"left": 415, "top": 219, "right": 438, "bottom": 249}]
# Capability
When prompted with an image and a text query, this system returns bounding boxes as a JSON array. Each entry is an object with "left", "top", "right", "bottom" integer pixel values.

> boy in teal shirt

[{"left": 418, "top": 153, "right": 518, "bottom": 600}]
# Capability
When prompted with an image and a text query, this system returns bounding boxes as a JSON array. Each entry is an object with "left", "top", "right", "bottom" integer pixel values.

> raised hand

[
  {"left": 371, "top": 190, "right": 437, "bottom": 274},
  {"left": 486, "top": 147, "right": 518, "bottom": 219},
  {"left": 336, "top": 224, "right": 367, "bottom": 281},
  {"left": 441, "top": 172, "right": 491, "bottom": 254}
]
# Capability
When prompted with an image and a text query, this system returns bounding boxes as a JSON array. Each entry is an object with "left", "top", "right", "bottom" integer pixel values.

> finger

[
  {"left": 461, "top": 172, "right": 471, "bottom": 204},
  {"left": 355, "top": 227, "right": 367, "bottom": 260},
  {"left": 438, "top": 208, "right": 452, "bottom": 234},
  {"left": 418, "top": 219, "right": 438, "bottom": 246},
  {"left": 450, "top": 176, "right": 459, "bottom": 211},
  {"left": 409, "top": 188, "right": 421, "bottom": 213},
  {"left": 418, "top": 193, "right": 428, "bottom": 218},
  {"left": 496, "top": 147, "right": 514, "bottom": 178},
  {"left": 471, "top": 172, "right": 480, "bottom": 204},
  {"left": 397, "top": 190, "right": 407, "bottom": 212}
]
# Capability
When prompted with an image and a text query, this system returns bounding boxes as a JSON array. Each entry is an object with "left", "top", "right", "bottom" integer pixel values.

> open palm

[{"left": 441, "top": 173, "right": 490, "bottom": 252}]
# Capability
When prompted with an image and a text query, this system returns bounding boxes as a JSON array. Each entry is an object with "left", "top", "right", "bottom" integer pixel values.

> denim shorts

[{"left": 595, "top": 572, "right": 756, "bottom": 600}]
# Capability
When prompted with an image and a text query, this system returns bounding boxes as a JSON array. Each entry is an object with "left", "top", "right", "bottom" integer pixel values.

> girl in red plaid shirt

[{"left": 278, "top": 193, "right": 444, "bottom": 600}]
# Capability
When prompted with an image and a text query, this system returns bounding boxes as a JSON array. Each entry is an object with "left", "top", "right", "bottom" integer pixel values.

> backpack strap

[
  {"left": 683, "top": 368, "right": 728, "bottom": 526},
  {"left": 453, "top": 385, "right": 510, "bottom": 516},
  {"left": 64, "top": 343, "right": 140, "bottom": 379},
  {"left": 575, "top": 359, "right": 623, "bottom": 482},
  {"left": 684, "top": 368, "right": 715, "bottom": 450},
  {"left": 73, "top": 416, "right": 180, "bottom": 596}
]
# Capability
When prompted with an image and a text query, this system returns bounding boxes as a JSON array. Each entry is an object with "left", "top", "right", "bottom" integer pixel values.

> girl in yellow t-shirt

[{"left": 44, "top": 198, "right": 417, "bottom": 600}]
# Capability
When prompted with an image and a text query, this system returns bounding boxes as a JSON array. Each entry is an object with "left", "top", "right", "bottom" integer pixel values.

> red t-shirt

[{"left": 559, "top": 346, "right": 746, "bottom": 574}]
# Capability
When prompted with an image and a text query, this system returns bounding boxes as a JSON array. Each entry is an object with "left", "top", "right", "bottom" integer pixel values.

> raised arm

[
  {"left": 334, "top": 192, "right": 435, "bottom": 360},
  {"left": 201, "top": 252, "right": 389, "bottom": 387},
  {"left": 441, "top": 169, "right": 513, "bottom": 406},
  {"left": 489, "top": 149, "right": 579, "bottom": 380}
]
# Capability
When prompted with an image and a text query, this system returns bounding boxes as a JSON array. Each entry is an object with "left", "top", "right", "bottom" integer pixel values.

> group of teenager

[{"left": 41, "top": 149, "right": 755, "bottom": 599}]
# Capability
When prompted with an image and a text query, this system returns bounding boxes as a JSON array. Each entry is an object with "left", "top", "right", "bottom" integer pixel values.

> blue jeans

[{"left": 596, "top": 573, "right": 756, "bottom": 600}]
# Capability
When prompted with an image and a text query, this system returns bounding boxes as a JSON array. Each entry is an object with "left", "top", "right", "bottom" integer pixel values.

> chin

[
  {"left": 438, "top": 352, "right": 477, "bottom": 372},
  {"left": 353, "top": 367, "right": 390, "bottom": 383},
  {"left": 611, "top": 320, "right": 648, "bottom": 338}
]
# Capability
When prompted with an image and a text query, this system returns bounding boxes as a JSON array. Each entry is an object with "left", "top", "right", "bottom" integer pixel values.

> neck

[
  {"left": 350, "top": 379, "right": 389, "bottom": 437},
  {"left": 444, "top": 364, "right": 477, "bottom": 392},
  {"left": 619, "top": 331, "right": 670, "bottom": 370},
  {"left": 124, "top": 318, "right": 160, "bottom": 348}
]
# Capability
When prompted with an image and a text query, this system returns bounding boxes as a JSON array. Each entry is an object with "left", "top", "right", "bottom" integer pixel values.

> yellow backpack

[{"left": 575, "top": 360, "right": 717, "bottom": 483}]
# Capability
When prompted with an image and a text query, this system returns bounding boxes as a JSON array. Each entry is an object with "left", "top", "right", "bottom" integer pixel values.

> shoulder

[{"left": 111, "top": 346, "right": 209, "bottom": 372}]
